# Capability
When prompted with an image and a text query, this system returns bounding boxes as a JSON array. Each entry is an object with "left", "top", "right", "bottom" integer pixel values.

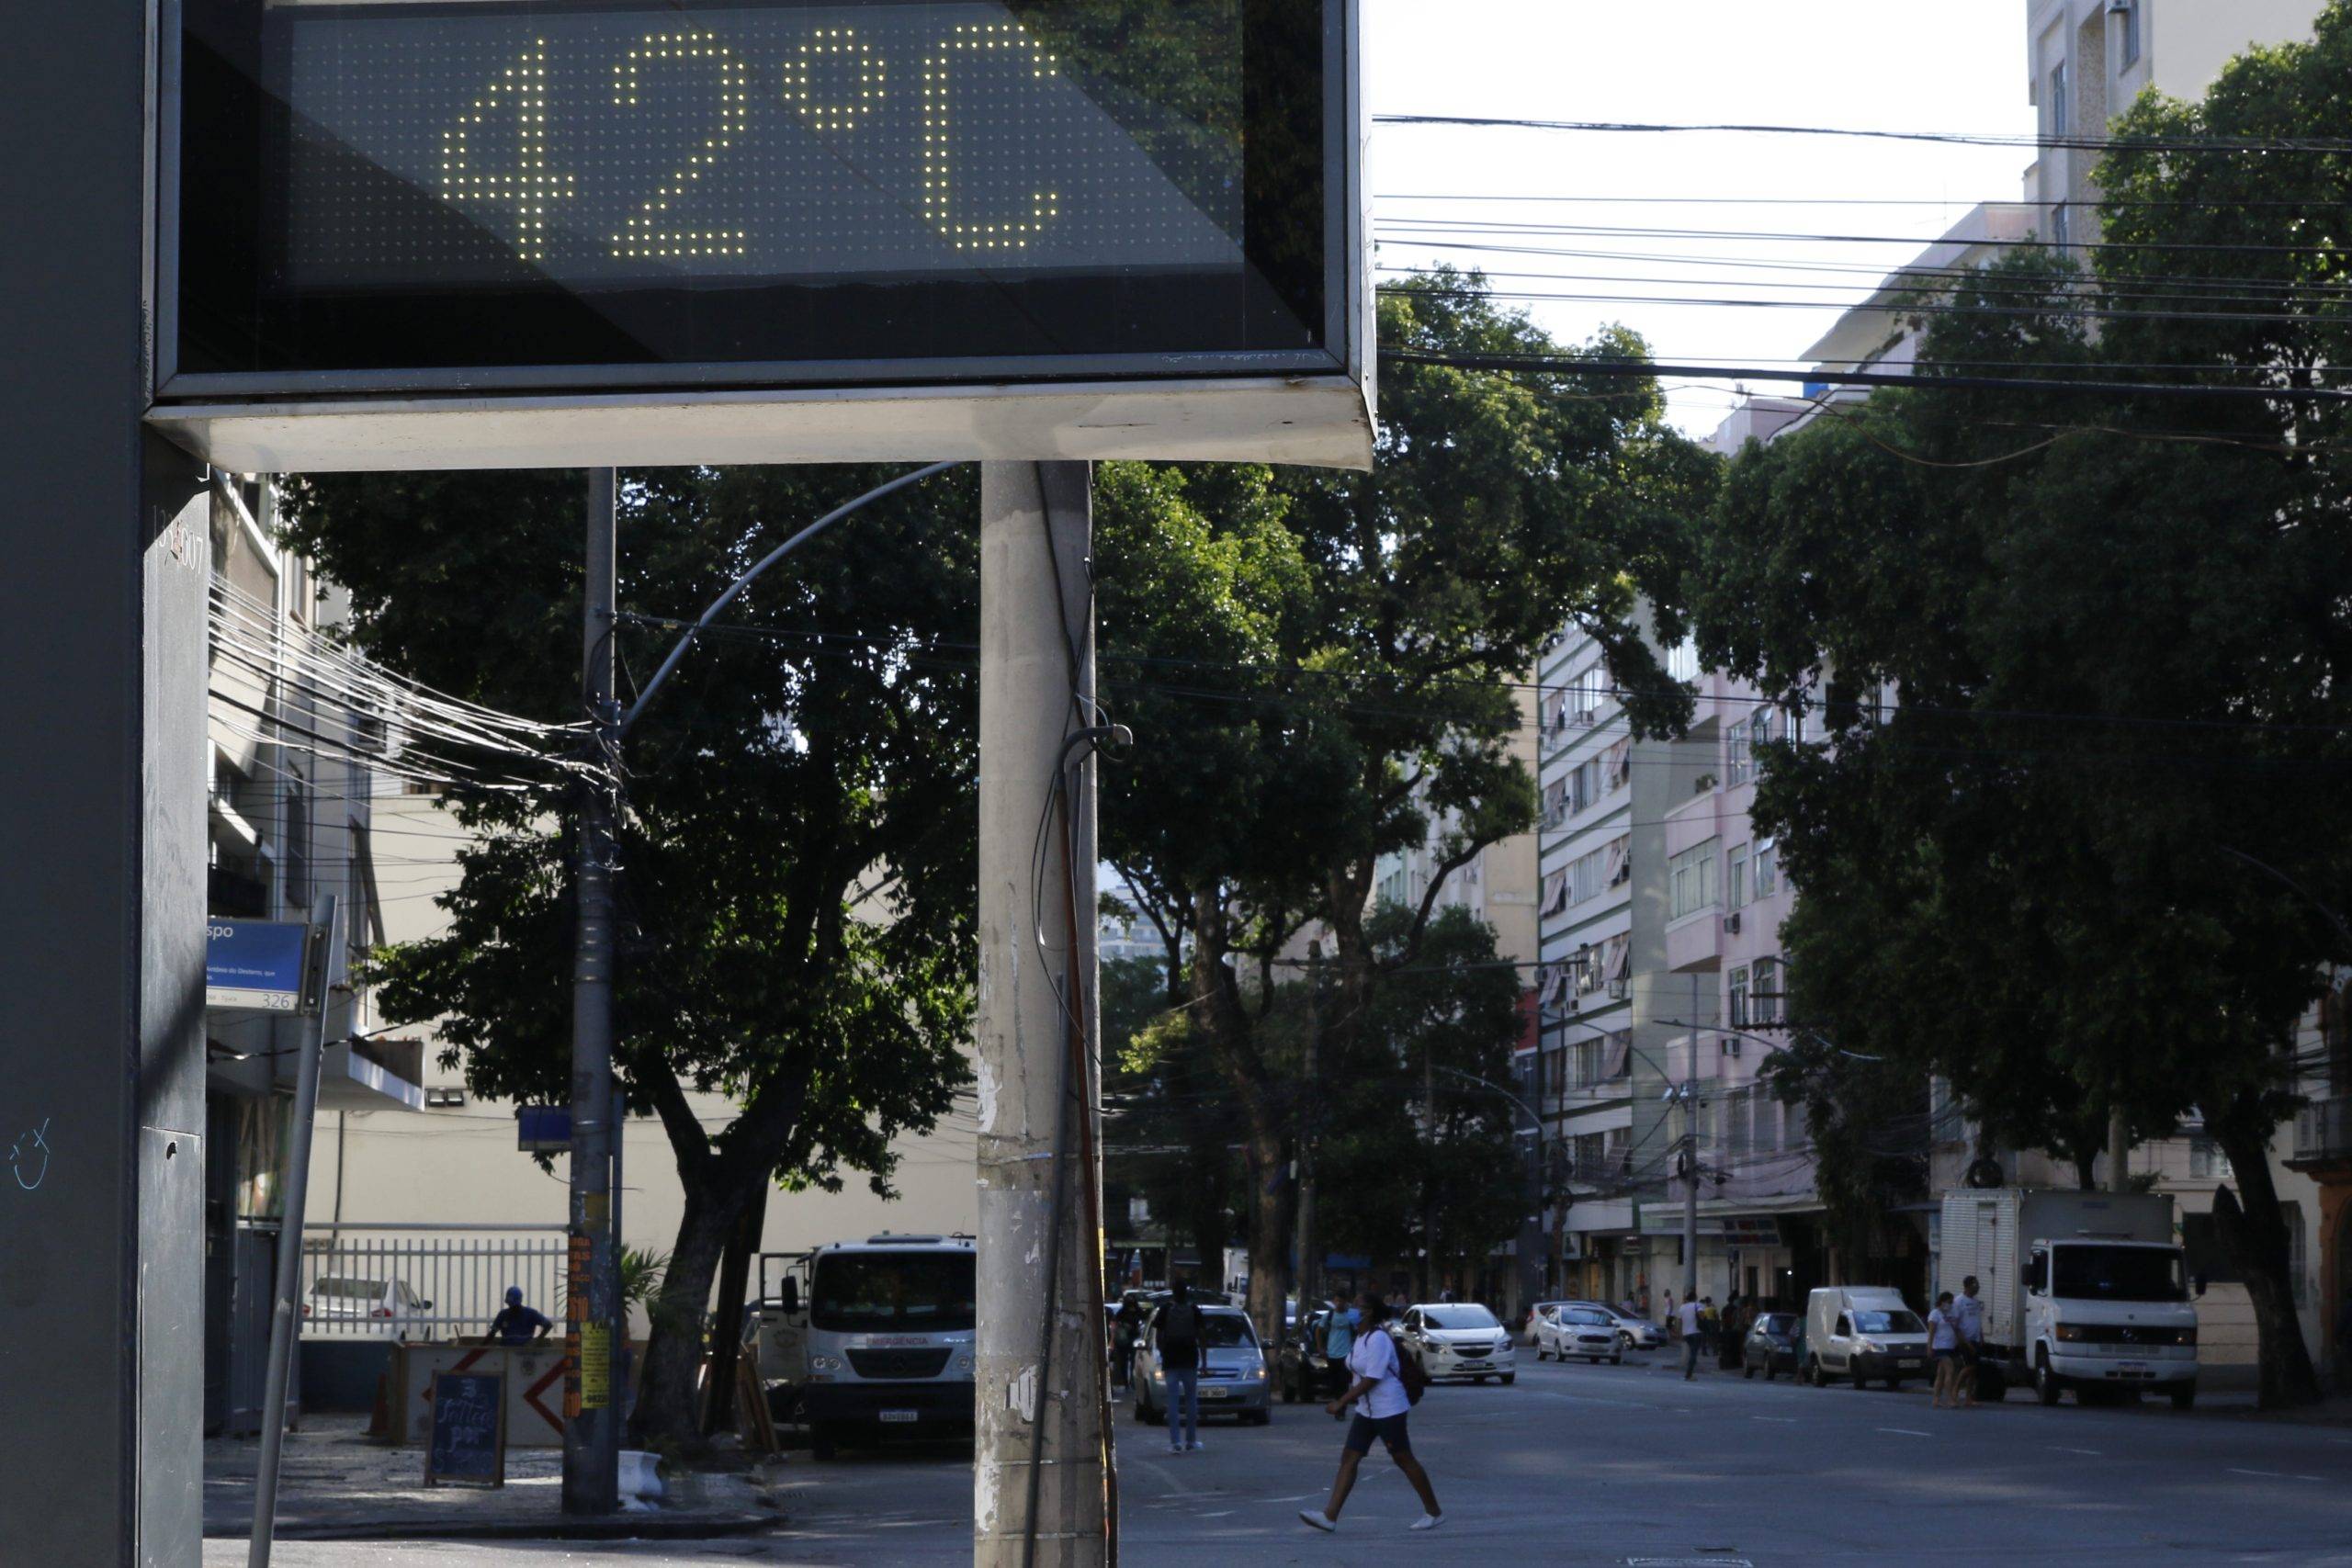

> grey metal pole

[
  {"left": 565, "top": 469, "right": 621, "bottom": 1515},
  {"left": 974, "top": 461, "right": 1107, "bottom": 1568},
  {"left": 250, "top": 897, "right": 343, "bottom": 1568},
  {"left": 611, "top": 1080, "right": 628, "bottom": 1428},
  {"left": 1682, "top": 979, "right": 1698, "bottom": 1304},
  {"left": 1295, "top": 942, "right": 1321, "bottom": 1314}
]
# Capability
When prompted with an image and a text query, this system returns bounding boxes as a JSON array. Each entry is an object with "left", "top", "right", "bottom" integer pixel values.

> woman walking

[
  {"left": 1928, "top": 1291, "right": 1962, "bottom": 1408},
  {"left": 1298, "top": 1292, "right": 1443, "bottom": 1535}
]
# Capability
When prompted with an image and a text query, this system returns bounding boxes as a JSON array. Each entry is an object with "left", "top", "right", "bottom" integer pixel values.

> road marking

[
  {"left": 1876, "top": 1427, "right": 1932, "bottom": 1438},
  {"left": 2048, "top": 1447, "right": 2101, "bottom": 1456},
  {"left": 1751, "top": 1416, "right": 1797, "bottom": 1424},
  {"left": 1198, "top": 1510, "right": 1234, "bottom": 1518},
  {"left": 2225, "top": 1467, "right": 2324, "bottom": 1482}
]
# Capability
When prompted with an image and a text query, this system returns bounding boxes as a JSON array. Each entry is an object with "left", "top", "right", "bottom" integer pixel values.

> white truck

[
  {"left": 746, "top": 1233, "right": 976, "bottom": 1457},
  {"left": 1939, "top": 1190, "right": 2200, "bottom": 1409}
]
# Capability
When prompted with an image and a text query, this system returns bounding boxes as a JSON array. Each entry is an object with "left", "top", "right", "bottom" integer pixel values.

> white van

[{"left": 1803, "top": 1286, "right": 1930, "bottom": 1389}]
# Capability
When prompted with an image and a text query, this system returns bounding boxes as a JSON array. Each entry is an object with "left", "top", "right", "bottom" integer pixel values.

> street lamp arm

[
  {"left": 1433, "top": 1064, "right": 1541, "bottom": 1130},
  {"left": 618, "top": 459, "right": 962, "bottom": 731},
  {"left": 2217, "top": 844, "right": 2352, "bottom": 952}
]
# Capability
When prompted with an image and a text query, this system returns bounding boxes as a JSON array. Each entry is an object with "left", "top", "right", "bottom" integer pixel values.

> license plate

[
  {"left": 2116, "top": 1362, "right": 2150, "bottom": 1375},
  {"left": 878, "top": 1410, "right": 919, "bottom": 1424},
  {"left": 1898, "top": 1359, "right": 1923, "bottom": 1369},
  {"left": 1202, "top": 1386, "right": 1232, "bottom": 1399}
]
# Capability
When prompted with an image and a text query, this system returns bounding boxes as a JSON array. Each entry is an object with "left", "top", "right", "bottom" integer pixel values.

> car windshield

[
  {"left": 312, "top": 1278, "right": 387, "bottom": 1301},
  {"left": 809, "top": 1251, "right": 977, "bottom": 1333},
  {"left": 1756, "top": 1314, "right": 1798, "bottom": 1335},
  {"left": 2053, "top": 1245, "right": 2188, "bottom": 1303},
  {"left": 1565, "top": 1310, "right": 1612, "bottom": 1325},
  {"left": 1852, "top": 1310, "right": 1924, "bottom": 1335},
  {"left": 1197, "top": 1314, "right": 1260, "bottom": 1350},
  {"left": 1421, "top": 1306, "right": 1500, "bottom": 1331}
]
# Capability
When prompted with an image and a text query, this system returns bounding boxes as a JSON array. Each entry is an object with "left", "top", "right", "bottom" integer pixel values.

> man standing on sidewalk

[
  {"left": 1679, "top": 1294, "right": 1704, "bottom": 1380},
  {"left": 1953, "top": 1275, "right": 1986, "bottom": 1408}
]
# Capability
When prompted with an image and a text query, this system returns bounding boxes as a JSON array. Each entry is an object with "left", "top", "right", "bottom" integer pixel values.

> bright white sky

[{"left": 1363, "top": 0, "right": 2040, "bottom": 435}]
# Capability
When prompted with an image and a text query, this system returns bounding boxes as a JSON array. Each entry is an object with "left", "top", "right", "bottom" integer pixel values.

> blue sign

[
  {"left": 205, "top": 919, "right": 311, "bottom": 1013},
  {"left": 516, "top": 1105, "right": 573, "bottom": 1153}
]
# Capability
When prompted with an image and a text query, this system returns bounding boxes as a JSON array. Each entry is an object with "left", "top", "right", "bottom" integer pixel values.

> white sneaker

[
  {"left": 1298, "top": 1509, "right": 1337, "bottom": 1532},
  {"left": 1187, "top": 1438, "right": 1204, "bottom": 1451},
  {"left": 1167, "top": 1443, "right": 1183, "bottom": 1455},
  {"left": 1410, "top": 1513, "right": 1445, "bottom": 1531}
]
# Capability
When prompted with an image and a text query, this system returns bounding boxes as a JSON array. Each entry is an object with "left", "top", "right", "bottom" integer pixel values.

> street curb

[{"left": 201, "top": 1510, "right": 783, "bottom": 1542}]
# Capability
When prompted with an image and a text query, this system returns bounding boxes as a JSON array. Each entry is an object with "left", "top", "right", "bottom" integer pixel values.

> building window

[
  {"left": 1669, "top": 839, "right": 1722, "bottom": 920},
  {"left": 2049, "top": 60, "right": 2068, "bottom": 139},
  {"left": 1752, "top": 956, "right": 1782, "bottom": 1026},
  {"left": 1728, "top": 966, "right": 1750, "bottom": 1029},
  {"left": 1665, "top": 638, "right": 1700, "bottom": 683},
  {"left": 1727, "top": 844, "right": 1749, "bottom": 909},
  {"left": 1754, "top": 837, "right": 1780, "bottom": 899},
  {"left": 2188, "top": 1136, "right": 2233, "bottom": 1182},
  {"left": 284, "top": 778, "right": 311, "bottom": 909},
  {"left": 2117, "top": 1, "right": 2140, "bottom": 68},
  {"left": 1726, "top": 722, "right": 1752, "bottom": 786}
]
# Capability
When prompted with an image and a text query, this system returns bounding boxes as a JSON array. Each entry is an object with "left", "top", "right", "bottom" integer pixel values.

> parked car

[
  {"left": 1741, "top": 1311, "right": 1803, "bottom": 1380},
  {"left": 1395, "top": 1303, "right": 1517, "bottom": 1384},
  {"left": 302, "top": 1275, "right": 433, "bottom": 1339},
  {"left": 1521, "top": 1300, "right": 1573, "bottom": 1347},
  {"left": 1557, "top": 1299, "right": 1663, "bottom": 1352},
  {"left": 1804, "top": 1286, "right": 1930, "bottom": 1389},
  {"left": 1277, "top": 1306, "right": 1354, "bottom": 1405},
  {"left": 1133, "top": 1303, "right": 1272, "bottom": 1426},
  {"left": 1535, "top": 1304, "right": 1623, "bottom": 1364}
]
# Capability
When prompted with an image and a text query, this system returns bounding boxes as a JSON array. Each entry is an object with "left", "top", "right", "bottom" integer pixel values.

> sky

[{"left": 1363, "top": 0, "right": 2041, "bottom": 436}]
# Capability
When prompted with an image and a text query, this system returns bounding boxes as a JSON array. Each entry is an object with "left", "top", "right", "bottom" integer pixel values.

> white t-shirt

[
  {"left": 1928, "top": 1307, "right": 1958, "bottom": 1351},
  {"left": 1678, "top": 1301, "right": 1702, "bottom": 1337},
  {"left": 1952, "top": 1292, "right": 1984, "bottom": 1344},
  {"left": 1348, "top": 1327, "right": 1410, "bottom": 1418}
]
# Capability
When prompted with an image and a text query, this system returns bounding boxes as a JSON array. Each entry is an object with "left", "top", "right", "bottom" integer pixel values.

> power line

[{"left": 1371, "top": 114, "right": 2352, "bottom": 157}]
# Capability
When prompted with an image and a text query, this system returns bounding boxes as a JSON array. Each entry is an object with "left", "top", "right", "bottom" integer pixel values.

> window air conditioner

[
  {"left": 1606, "top": 979, "right": 1628, "bottom": 1000},
  {"left": 1724, "top": 911, "right": 1741, "bottom": 934}
]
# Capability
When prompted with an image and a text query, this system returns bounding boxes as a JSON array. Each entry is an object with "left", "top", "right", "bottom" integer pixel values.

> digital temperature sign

[{"left": 165, "top": 0, "right": 1357, "bottom": 405}]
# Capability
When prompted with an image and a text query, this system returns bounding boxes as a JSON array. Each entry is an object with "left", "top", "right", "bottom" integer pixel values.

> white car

[
  {"left": 1395, "top": 1303, "right": 1517, "bottom": 1384},
  {"left": 1565, "top": 1301, "right": 1664, "bottom": 1352},
  {"left": 301, "top": 1275, "right": 434, "bottom": 1339},
  {"left": 1535, "top": 1304, "right": 1624, "bottom": 1364}
]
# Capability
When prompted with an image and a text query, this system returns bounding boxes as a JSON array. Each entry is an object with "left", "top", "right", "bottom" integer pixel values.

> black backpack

[{"left": 1159, "top": 1301, "right": 1200, "bottom": 1353}]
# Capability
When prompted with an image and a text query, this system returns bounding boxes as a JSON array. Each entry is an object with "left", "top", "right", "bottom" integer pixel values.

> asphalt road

[{"left": 209, "top": 1349, "right": 2352, "bottom": 1566}]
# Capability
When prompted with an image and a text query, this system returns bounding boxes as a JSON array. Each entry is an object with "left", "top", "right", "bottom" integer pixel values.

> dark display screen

[{"left": 174, "top": 0, "right": 1331, "bottom": 386}]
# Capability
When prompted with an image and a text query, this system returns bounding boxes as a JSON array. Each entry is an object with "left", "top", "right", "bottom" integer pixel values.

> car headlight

[
  {"left": 1150, "top": 1368, "right": 1164, "bottom": 1382},
  {"left": 2053, "top": 1324, "right": 2084, "bottom": 1342},
  {"left": 1496, "top": 1339, "right": 1512, "bottom": 1354},
  {"left": 1251, "top": 1366, "right": 1267, "bottom": 1380},
  {"left": 1855, "top": 1339, "right": 1882, "bottom": 1355}
]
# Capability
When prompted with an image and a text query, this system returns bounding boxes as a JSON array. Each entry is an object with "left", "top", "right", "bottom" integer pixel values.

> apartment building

[{"left": 202, "top": 476, "right": 424, "bottom": 1433}]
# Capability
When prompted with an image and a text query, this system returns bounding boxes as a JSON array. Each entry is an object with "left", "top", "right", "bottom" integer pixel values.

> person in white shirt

[
  {"left": 1679, "top": 1295, "right": 1704, "bottom": 1380},
  {"left": 1953, "top": 1276, "right": 1986, "bottom": 1407},
  {"left": 1297, "top": 1292, "right": 1443, "bottom": 1535},
  {"left": 1927, "top": 1291, "right": 1962, "bottom": 1408}
]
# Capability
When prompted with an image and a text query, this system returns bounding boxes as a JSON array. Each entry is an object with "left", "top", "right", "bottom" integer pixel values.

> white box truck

[
  {"left": 746, "top": 1233, "right": 976, "bottom": 1457},
  {"left": 1938, "top": 1190, "right": 2199, "bottom": 1408}
]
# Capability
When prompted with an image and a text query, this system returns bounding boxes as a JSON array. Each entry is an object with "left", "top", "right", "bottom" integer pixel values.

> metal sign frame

[{"left": 147, "top": 0, "right": 1374, "bottom": 472}]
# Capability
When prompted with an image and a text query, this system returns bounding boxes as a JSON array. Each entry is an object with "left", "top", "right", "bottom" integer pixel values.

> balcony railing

[{"left": 2293, "top": 1095, "right": 2352, "bottom": 1164}]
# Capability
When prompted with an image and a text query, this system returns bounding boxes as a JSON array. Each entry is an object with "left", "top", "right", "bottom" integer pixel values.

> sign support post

[
  {"left": 974, "top": 462, "right": 1109, "bottom": 1567},
  {"left": 248, "top": 898, "right": 343, "bottom": 1568}
]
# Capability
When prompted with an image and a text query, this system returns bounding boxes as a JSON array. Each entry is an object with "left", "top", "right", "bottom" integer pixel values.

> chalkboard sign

[{"left": 424, "top": 1371, "right": 507, "bottom": 1489}]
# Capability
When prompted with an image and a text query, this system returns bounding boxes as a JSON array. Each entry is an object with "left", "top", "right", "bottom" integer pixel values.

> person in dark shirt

[
  {"left": 1157, "top": 1280, "right": 1204, "bottom": 1454},
  {"left": 486, "top": 1285, "right": 553, "bottom": 1346}
]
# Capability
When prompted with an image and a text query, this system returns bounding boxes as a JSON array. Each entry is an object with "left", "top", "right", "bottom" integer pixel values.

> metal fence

[{"left": 299, "top": 1223, "right": 568, "bottom": 1342}]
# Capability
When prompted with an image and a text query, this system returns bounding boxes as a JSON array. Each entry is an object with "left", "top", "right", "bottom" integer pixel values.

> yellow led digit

[
  {"left": 440, "top": 40, "right": 574, "bottom": 263},
  {"left": 784, "top": 26, "right": 885, "bottom": 135},
  {"left": 611, "top": 30, "right": 752, "bottom": 260},
  {"left": 922, "top": 21, "right": 1061, "bottom": 252}
]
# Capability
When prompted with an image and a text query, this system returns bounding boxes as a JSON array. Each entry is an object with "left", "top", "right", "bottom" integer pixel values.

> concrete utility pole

[
  {"left": 0, "top": 0, "right": 210, "bottom": 1556},
  {"left": 565, "top": 469, "right": 621, "bottom": 1516},
  {"left": 1295, "top": 942, "right": 1323, "bottom": 1315},
  {"left": 1682, "top": 1010, "right": 1699, "bottom": 1305},
  {"left": 974, "top": 463, "right": 1110, "bottom": 1568},
  {"left": 2107, "top": 1104, "right": 2132, "bottom": 1196}
]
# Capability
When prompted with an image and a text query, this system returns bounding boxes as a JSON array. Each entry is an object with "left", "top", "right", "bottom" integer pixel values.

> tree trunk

[
  {"left": 2211, "top": 1111, "right": 2323, "bottom": 1410},
  {"left": 1242, "top": 1115, "right": 1290, "bottom": 1345},
  {"left": 630, "top": 1179, "right": 751, "bottom": 1450}
]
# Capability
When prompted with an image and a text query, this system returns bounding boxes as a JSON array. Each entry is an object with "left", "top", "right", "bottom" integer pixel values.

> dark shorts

[
  {"left": 1343, "top": 1411, "right": 1411, "bottom": 1457},
  {"left": 1931, "top": 1348, "right": 1956, "bottom": 1361}
]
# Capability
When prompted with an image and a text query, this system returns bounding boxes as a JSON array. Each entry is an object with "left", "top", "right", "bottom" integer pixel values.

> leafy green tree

[
  {"left": 1693, "top": 40, "right": 2352, "bottom": 1398},
  {"left": 1095, "top": 274, "right": 1702, "bottom": 1336},
  {"left": 278, "top": 465, "right": 980, "bottom": 1447}
]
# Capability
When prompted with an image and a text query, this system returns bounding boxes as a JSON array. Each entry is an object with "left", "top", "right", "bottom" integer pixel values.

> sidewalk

[{"left": 203, "top": 1416, "right": 786, "bottom": 1541}]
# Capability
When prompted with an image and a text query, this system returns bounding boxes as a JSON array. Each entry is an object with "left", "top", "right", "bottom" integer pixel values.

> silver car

[{"left": 1131, "top": 1303, "right": 1272, "bottom": 1426}]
